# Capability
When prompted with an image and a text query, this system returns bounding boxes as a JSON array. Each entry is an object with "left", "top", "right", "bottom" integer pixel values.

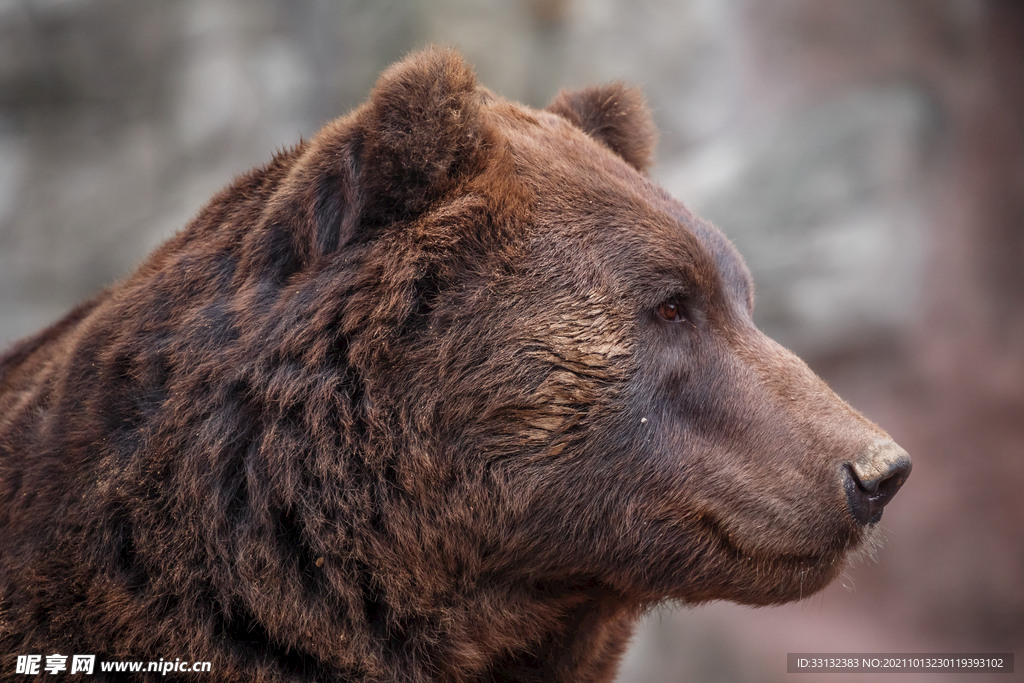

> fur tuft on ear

[
  {"left": 547, "top": 83, "right": 657, "bottom": 173},
  {"left": 356, "top": 46, "right": 486, "bottom": 224}
]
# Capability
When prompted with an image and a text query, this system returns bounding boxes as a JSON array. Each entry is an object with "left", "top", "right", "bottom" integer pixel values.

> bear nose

[{"left": 843, "top": 440, "right": 912, "bottom": 525}]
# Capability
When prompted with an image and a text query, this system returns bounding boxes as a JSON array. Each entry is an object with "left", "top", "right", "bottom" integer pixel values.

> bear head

[{"left": 0, "top": 47, "right": 911, "bottom": 683}]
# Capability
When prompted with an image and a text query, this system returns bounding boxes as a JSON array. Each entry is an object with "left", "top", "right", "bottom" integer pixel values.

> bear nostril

[{"left": 843, "top": 441, "right": 912, "bottom": 525}]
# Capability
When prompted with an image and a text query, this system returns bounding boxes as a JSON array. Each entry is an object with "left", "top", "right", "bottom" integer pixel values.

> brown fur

[{"left": 0, "top": 48, "right": 907, "bottom": 682}]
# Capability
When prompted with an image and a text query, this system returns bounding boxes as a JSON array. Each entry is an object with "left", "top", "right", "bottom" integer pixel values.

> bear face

[{"left": 0, "top": 48, "right": 909, "bottom": 683}]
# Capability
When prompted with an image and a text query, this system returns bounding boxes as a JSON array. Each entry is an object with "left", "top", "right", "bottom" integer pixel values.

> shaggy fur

[{"left": 0, "top": 48, "right": 908, "bottom": 682}]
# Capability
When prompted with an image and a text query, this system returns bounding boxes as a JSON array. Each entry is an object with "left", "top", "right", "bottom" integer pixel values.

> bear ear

[
  {"left": 546, "top": 83, "right": 657, "bottom": 173},
  {"left": 355, "top": 47, "right": 486, "bottom": 225}
]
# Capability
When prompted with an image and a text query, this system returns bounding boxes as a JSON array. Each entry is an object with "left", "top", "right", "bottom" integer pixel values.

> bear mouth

[{"left": 688, "top": 509, "right": 867, "bottom": 603}]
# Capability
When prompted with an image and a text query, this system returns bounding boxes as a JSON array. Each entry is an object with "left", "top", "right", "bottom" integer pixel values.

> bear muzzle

[{"left": 843, "top": 439, "right": 912, "bottom": 525}]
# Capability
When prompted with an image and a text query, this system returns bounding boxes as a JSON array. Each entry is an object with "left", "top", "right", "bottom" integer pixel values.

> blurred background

[{"left": 1, "top": 0, "right": 1021, "bottom": 680}]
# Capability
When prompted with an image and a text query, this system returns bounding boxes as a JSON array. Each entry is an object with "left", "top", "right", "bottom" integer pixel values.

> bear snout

[{"left": 843, "top": 439, "right": 912, "bottom": 525}]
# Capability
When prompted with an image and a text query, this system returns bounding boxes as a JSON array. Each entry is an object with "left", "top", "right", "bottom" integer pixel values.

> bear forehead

[{"left": 487, "top": 96, "right": 752, "bottom": 311}]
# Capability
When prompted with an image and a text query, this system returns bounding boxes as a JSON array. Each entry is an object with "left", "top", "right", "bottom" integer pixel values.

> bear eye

[{"left": 656, "top": 300, "right": 685, "bottom": 323}]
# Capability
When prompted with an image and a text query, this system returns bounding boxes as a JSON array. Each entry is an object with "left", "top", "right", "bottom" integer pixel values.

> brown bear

[{"left": 0, "top": 48, "right": 910, "bottom": 682}]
